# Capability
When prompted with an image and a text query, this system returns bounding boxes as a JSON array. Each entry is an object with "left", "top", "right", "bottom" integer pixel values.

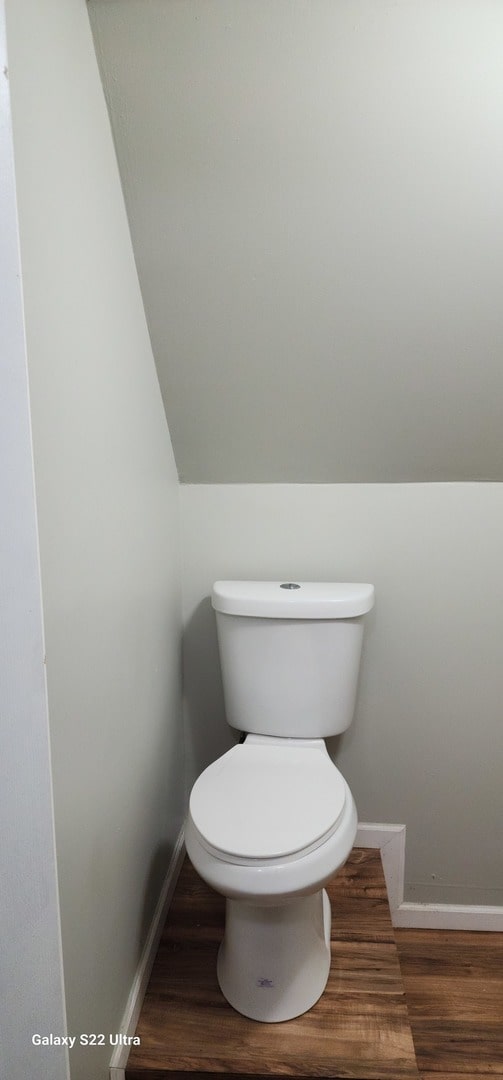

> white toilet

[{"left": 185, "top": 579, "right": 374, "bottom": 1023}]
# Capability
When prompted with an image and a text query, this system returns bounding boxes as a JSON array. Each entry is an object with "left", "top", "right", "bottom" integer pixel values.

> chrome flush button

[{"left": 280, "top": 582, "right": 301, "bottom": 590}]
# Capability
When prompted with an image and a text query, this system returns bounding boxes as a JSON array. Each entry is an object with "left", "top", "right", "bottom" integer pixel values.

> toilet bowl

[
  {"left": 185, "top": 735, "right": 358, "bottom": 1021},
  {"left": 186, "top": 580, "right": 374, "bottom": 1022},
  {"left": 186, "top": 736, "right": 357, "bottom": 903}
]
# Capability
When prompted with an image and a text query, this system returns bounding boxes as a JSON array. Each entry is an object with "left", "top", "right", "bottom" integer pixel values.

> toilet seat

[{"left": 189, "top": 741, "right": 346, "bottom": 864}]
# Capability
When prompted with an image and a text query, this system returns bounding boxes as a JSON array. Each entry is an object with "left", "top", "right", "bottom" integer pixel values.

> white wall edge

[
  {"left": 109, "top": 828, "right": 186, "bottom": 1079},
  {"left": 356, "top": 822, "right": 503, "bottom": 931}
]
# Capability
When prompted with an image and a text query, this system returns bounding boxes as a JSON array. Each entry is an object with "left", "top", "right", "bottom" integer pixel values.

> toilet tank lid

[{"left": 212, "top": 581, "right": 375, "bottom": 619}]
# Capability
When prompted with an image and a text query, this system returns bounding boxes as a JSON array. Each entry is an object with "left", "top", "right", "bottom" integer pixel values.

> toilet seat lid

[{"left": 189, "top": 743, "right": 346, "bottom": 860}]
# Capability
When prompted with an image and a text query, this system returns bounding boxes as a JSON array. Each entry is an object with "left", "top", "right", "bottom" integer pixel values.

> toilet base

[{"left": 217, "top": 888, "right": 332, "bottom": 1022}]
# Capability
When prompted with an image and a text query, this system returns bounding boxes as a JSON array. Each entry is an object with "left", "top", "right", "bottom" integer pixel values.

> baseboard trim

[
  {"left": 109, "top": 827, "right": 186, "bottom": 1079},
  {"left": 393, "top": 901, "right": 503, "bottom": 931},
  {"left": 355, "top": 823, "right": 406, "bottom": 915},
  {"left": 356, "top": 822, "right": 503, "bottom": 931}
]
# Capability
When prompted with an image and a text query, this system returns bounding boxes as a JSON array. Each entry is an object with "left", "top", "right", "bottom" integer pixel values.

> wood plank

[
  {"left": 396, "top": 977, "right": 503, "bottom": 1020},
  {"left": 126, "top": 849, "right": 419, "bottom": 1080},
  {"left": 419, "top": 1075, "right": 503, "bottom": 1080},
  {"left": 395, "top": 927, "right": 503, "bottom": 1076}
]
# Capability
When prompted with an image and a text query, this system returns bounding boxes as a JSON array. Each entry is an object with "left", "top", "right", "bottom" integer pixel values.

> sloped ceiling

[{"left": 88, "top": 0, "right": 503, "bottom": 483}]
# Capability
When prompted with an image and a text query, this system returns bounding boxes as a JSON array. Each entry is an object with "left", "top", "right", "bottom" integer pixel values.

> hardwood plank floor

[
  {"left": 126, "top": 849, "right": 419, "bottom": 1080},
  {"left": 395, "top": 928, "right": 503, "bottom": 1079}
]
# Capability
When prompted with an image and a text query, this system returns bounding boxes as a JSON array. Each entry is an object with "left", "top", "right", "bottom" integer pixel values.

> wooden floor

[
  {"left": 396, "top": 927, "right": 503, "bottom": 1079},
  {"left": 126, "top": 848, "right": 419, "bottom": 1080}
]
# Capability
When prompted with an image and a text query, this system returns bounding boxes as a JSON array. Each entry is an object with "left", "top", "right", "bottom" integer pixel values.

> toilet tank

[{"left": 212, "top": 581, "right": 374, "bottom": 739}]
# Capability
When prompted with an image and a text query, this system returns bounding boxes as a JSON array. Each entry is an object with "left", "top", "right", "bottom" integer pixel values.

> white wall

[
  {"left": 181, "top": 483, "right": 503, "bottom": 907},
  {"left": 6, "top": 2, "right": 184, "bottom": 1078},
  {"left": 90, "top": 0, "right": 503, "bottom": 484},
  {"left": 0, "top": 6, "right": 68, "bottom": 1076}
]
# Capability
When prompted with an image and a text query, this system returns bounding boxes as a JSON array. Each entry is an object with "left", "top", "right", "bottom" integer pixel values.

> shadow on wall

[{"left": 183, "top": 597, "right": 236, "bottom": 786}]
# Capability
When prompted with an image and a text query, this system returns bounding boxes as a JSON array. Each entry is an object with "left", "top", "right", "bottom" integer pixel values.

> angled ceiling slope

[{"left": 89, "top": 0, "right": 503, "bottom": 483}]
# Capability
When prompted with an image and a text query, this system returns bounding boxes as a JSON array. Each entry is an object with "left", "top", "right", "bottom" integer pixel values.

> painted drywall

[
  {"left": 0, "top": 7, "right": 68, "bottom": 1076},
  {"left": 6, "top": 1, "right": 184, "bottom": 1077},
  {"left": 181, "top": 483, "right": 503, "bottom": 907},
  {"left": 89, "top": 0, "right": 503, "bottom": 483}
]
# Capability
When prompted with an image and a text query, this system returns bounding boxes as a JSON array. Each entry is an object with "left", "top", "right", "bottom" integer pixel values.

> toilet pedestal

[{"left": 217, "top": 889, "right": 331, "bottom": 1022}]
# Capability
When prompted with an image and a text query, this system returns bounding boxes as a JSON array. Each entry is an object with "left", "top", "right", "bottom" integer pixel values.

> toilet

[{"left": 185, "top": 579, "right": 374, "bottom": 1023}]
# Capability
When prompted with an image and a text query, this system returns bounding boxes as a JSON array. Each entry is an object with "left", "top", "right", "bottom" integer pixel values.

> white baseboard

[
  {"left": 355, "top": 823, "right": 406, "bottom": 915},
  {"left": 392, "top": 901, "right": 503, "bottom": 931},
  {"left": 356, "top": 822, "right": 503, "bottom": 932},
  {"left": 109, "top": 827, "right": 186, "bottom": 1080}
]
